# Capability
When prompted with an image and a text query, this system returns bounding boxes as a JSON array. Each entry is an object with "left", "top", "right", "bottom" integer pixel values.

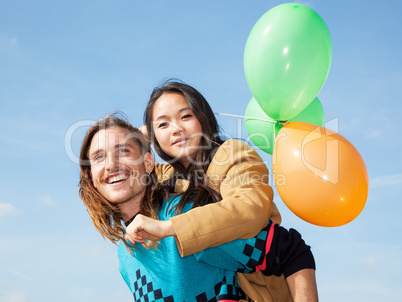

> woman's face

[{"left": 152, "top": 92, "right": 203, "bottom": 167}]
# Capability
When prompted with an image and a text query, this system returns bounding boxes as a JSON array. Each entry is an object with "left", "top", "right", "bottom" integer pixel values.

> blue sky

[{"left": 1, "top": 0, "right": 401, "bottom": 301}]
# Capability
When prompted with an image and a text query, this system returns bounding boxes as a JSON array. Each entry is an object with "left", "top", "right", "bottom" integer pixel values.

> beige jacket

[{"left": 155, "top": 139, "right": 292, "bottom": 301}]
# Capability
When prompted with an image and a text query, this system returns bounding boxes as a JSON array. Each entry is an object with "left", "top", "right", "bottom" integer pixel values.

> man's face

[{"left": 88, "top": 126, "right": 151, "bottom": 205}]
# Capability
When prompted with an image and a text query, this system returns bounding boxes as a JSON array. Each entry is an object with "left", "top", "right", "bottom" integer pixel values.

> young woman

[{"left": 126, "top": 80, "right": 318, "bottom": 301}]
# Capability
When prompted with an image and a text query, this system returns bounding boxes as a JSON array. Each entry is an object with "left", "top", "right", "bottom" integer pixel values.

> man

[
  {"left": 79, "top": 114, "right": 317, "bottom": 301},
  {"left": 79, "top": 115, "right": 158, "bottom": 246}
]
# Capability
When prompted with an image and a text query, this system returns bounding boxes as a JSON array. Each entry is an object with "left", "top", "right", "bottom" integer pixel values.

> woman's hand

[{"left": 125, "top": 214, "right": 176, "bottom": 244}]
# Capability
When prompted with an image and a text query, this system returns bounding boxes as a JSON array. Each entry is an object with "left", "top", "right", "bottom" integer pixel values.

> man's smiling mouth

[{"left": 106, "top": 174, "right": 129, "bottom": 184}]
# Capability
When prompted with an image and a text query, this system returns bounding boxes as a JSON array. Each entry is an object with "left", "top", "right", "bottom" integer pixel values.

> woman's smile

[{"left": 152, "top": 92, "right": 203, "bottom": 166}]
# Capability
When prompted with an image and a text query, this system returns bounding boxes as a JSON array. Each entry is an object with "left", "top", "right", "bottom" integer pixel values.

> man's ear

[{"left": 144, "top": 152, "right": 154, "bottom": 174}]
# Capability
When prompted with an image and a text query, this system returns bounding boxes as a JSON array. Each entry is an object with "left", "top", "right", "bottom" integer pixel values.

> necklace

[{"left": 124, "top": 213, "right": 138, "bottom": 227}]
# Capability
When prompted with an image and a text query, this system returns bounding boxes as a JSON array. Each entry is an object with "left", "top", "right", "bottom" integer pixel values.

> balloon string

[
  {"left": 215, "top": 112, "right": 289, "bottom": 140},
  {"left": 273, "top": 121, "right": 278, "bottom": 140},
  {"left": 215, "top": 112, "right": 277, "bottom": 123}
]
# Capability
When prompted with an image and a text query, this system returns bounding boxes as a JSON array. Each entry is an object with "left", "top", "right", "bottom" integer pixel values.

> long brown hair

[
  {"left": 144, "top": 80, "right": 225, "bottom": 214},
  {"left": 79, "top": 113, "right": 164, "bottom": 248}
]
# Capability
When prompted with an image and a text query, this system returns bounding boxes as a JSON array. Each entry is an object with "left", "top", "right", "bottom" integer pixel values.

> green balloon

[
  {"left": 245, "top": 96, "right": 325, "bottom": 155},
  {"left": 291, "top": 96, "right": 325, "bottom": 127},
  {"left": 245, "top": 97, "right": 281, "bottom": 155},
  {"left": 244, "top": 3, "right": 332, "bottom": 121}
]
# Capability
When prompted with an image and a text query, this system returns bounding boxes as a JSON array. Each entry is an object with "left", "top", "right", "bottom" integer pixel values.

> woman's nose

[{"left": 171, "top": 123, "right": 184, "bottom": 135}]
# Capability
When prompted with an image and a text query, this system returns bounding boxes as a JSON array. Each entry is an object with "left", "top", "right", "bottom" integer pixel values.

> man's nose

[{"left": 105, "top": 153, "right": 119, "bottom": 171}]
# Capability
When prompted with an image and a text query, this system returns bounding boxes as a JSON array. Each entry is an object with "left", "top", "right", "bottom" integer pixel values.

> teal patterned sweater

[{"left": 118, "top": 195, "right": 274, "bottom": 302}]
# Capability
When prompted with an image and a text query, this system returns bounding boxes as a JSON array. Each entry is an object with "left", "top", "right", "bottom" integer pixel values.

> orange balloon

[{"left": 272, "top": 121, "right": 368, "bottom": 227}]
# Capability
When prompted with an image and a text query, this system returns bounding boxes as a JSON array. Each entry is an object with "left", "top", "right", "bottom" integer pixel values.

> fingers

[
  {"left": 126, "top": 214, "right": 146, "bottom": 240},
  {"left": 124, "top": 214, "right": 149, "bottom": 245},
  {"left": 124, "top": 232, "right": 145, "bottom": 245},
  {"left": 125, "top": 215, "right": 149, "bottom": 244},
  {"left": 125, "top": 214, "right": 172, "bottom": 243}
]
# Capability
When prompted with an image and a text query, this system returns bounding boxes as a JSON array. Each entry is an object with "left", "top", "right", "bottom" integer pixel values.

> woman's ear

[{"left": 144, "top": 152, "right": 154, "bottom": 174}]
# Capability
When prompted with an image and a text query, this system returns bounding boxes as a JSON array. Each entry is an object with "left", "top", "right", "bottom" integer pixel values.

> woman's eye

[
  {"left": 181, "top": 114, "right": 192, "bottom": 119},
  {"left": 158, "top": 122, "right": 168, "bottom": 128}
]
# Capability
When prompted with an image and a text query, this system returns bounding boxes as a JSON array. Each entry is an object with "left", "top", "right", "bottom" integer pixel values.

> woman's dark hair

[{"left": 144, "top": 79, "right": 226, "bottom": 213}]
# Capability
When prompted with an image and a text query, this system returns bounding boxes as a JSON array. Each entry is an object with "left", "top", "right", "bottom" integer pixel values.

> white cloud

[
  {"left": 0, "top": 35, "right": 18, "bottom": 54},
  {"left": 9, "top": 37, "right": 18, "bottom": 45},
  {"left": 370, "top": 173, "right": 402, "bottom": 188},
  {"left": 39, "top": 195, "right": 57, "bottom": 207},
  {"left": 0, "top": 36, "right": 18, "bottom": 47},
  {"left": 0, "top": 292, "right": 33, "bottom": 302},
  {"left": 365, "top": 129, "right": 381, "bottom": 139},
  {"left": 0, "top": 203, "right": 20, "bottom": 219},
  {"left": 320, "top": 278, "right": 400, "bottom": 302},
  {"left": 364, "top": 256, "right": 389, "bottom": 267},
  {"left": 7, "top": 269, "right": 31, "bottom": 280}
]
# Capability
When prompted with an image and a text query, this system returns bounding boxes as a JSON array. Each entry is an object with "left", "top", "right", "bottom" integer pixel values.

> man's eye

[
  {"left": 119, "top": 148, "right": 129, "bottom": 154},
  {"left": 94, "top": 154, "right": 105, "bottom": 162}
]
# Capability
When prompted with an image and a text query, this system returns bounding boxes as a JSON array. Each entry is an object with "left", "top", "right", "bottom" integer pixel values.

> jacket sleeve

[{"left": 170, "top": 139, "right": 281, "bottom": 256}]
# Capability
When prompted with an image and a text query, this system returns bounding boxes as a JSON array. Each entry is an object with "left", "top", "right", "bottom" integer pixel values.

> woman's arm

[
  {"left": 125, "top": 215, "right": 315, "bottom": 280},
  {"left": 148, "top": 140, "right": 280, "bottom": 257},
  {"left": 170, "top": 139, "right": 281, "bottom": 256}
]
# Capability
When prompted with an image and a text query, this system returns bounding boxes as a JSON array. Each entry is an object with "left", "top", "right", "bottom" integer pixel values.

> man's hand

[{"left": 125, "top": 214, "right": 176, "bottom": 244}]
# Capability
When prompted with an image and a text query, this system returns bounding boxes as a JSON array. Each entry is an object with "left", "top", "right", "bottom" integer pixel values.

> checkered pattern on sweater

[
  {"left": 132, "top": 269, "right": 244, "bottom": 302},
  {"left": 234, "top": 223, "right": 271, "bottom": 274},
  {"left": 132, "top": 269, "right": 174, "bottom": 302},
  {"left": 196, "top": 275, "right": 246, "bottom": 301}
]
